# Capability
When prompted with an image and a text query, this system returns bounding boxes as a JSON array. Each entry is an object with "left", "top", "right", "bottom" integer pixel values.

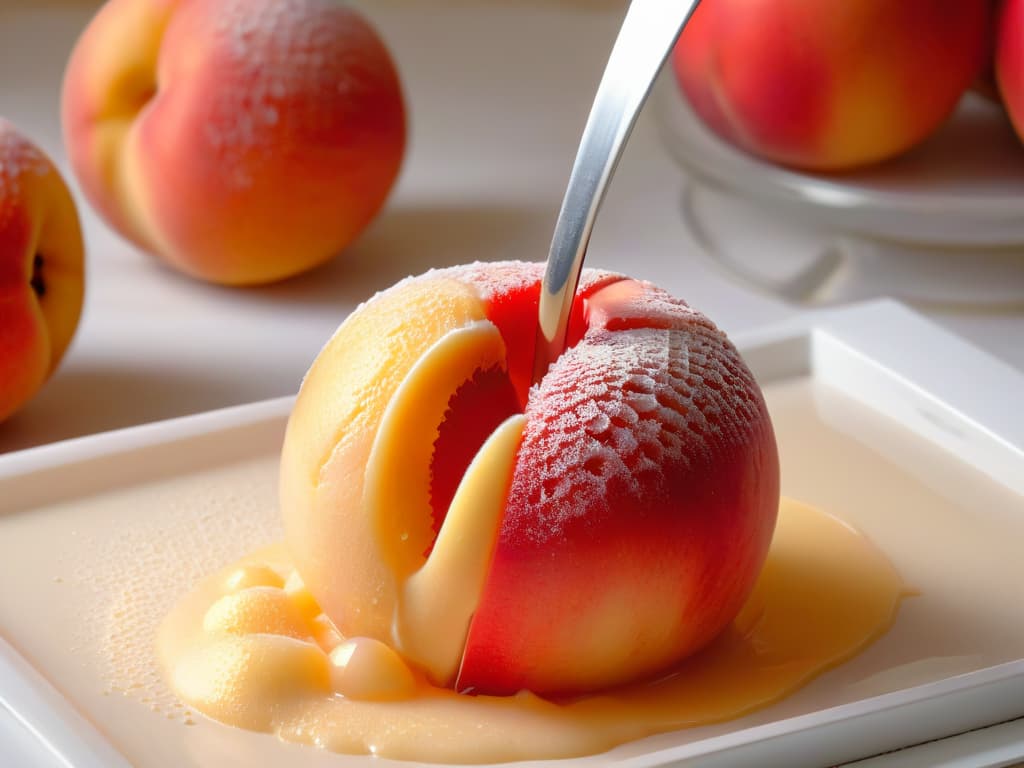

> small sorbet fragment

[
  {"left": 330, "top": 638, "right": 418, "bottom": 701},
  {"left": 202, "top": 586, "right": 310, "bottom": 640},
  {"left": 282, "top": 571, "right": 319, "bottom": 620},
  {"left": 223, "top": 563, "right": 283, "bottom": 591},
  {"left": 311, "top": 614, "right": 344, "bottom": 652}
]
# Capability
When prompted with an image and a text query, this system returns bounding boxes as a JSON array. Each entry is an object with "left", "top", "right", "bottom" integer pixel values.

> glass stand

[{"left": 681, "top": 180, "right": 1024, "bottom": 309}]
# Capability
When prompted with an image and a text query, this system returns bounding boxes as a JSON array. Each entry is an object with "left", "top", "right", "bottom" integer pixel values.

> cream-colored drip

[
  {"left": 363, "top": 320, "right": 507, "bottom": 582},
  {"left": 156, "top": 499, "right": 905, "bottom": 763},
  {"left": 394, "top": 414, "right": 526, "bottom": 686},
  {"left": 361, "top": 320, "right": 517, "bottom": 684}
]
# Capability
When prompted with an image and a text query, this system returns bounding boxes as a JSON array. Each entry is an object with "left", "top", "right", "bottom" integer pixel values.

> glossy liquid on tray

[
  {"left": 156, "top": 498, "right": 904, "bottom": 762},
  {"left": 0, "top": 379, "right": 1021, "bottom": 768}
]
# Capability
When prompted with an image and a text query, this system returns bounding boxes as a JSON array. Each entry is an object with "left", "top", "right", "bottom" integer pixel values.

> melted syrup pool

[{"left": 157, "top": 498, "right": 906, "bottom": 763}]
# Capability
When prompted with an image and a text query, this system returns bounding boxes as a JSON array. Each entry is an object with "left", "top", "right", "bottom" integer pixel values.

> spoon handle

[{"left": 533, "top": 0, "right": 701, "bottom": 382}]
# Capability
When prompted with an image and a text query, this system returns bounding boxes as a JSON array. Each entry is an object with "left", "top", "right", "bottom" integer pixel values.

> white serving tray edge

[{"left": 0, "top": 298, "right": 1022, "bottom": 768}]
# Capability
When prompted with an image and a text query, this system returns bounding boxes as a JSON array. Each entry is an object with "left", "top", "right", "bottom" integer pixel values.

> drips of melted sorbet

[{"left": 158, "top": 498, "right": 907, "bottom": 763}]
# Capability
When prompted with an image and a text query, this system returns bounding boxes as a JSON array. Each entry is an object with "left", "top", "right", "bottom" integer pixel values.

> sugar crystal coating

[
  {"left": 455, "top": 265, "right": 778, "bottom": 695},
  {"left": 507, "top": 320, "right": 764, "bottom": 543},
  {"left": 202, "top": 0, "right": 393, "bottom": 188}
]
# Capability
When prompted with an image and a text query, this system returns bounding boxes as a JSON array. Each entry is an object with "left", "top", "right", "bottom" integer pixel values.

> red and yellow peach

[
  {"left": 0, "top": 120, "right": 84, "bottom": 423},
  {"left": 62, "top": 0, "right": 405, "bottom": 285},
  {"left": 279, "top": 261, "right": 779, "bottom": 696},
  {"left": 673, "top": 0, "right": 991, "bottom": 171}
]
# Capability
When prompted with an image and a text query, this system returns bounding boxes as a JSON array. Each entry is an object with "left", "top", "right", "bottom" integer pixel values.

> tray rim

[{"left": 1, "top": 298, "right": 1022, "bottom": 768}]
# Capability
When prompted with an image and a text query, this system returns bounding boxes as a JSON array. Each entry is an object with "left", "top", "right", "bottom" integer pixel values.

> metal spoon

[{"left": 532, "top": 0, "right": 702, "bottom": 383}]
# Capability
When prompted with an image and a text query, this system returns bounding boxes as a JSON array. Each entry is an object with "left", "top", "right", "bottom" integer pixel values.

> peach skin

[
  {"left": 673, "top": 0, "right": 990, "bottom": 171},
  {"left": 974, "top": 0, "right": 1005, "bottom": 103},
  {"left": 279, "top": 262, "right": 779, "bottom": 696},
  {"left": 62, "top": 0, "right": 405, "bottom": 285},
  {"left": 997, "top": 0, "right": 1024, "bottom": 136},
  {"left": 0, "top": 120, "right": 85, "bottom": 423}
]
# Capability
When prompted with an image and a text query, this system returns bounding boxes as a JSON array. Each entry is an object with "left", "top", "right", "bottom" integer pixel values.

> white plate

[{"left": 0, "top": 300, "right": 1022, "bottom": 768}]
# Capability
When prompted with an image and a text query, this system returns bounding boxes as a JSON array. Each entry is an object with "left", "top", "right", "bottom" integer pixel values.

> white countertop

[{"left": 0, "top": 2, "right": 1022, "bottom": 766}]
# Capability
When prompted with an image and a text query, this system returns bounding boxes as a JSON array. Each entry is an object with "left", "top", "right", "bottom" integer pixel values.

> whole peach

[
  {"left": 673, "top": 0, "right": 990, "bottom": 171},
  {"left": 279, "top": 262, "right": 779, "bottom": 696},
  {"left": 62, "top": 0, "right": 405, "bottom": 285},
  {"left": 0, "top": 120, "right": 85, "bottom": 423}
]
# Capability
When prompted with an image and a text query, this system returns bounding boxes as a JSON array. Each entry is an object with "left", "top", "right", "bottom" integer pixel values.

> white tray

[{"left": 1, "top": 300, "right": 1022, "bottom": 768}]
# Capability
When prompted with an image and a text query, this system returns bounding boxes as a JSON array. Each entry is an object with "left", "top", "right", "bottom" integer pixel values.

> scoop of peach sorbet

[{"left": 279, "top": 260, "right": 779, "bottom": 696}]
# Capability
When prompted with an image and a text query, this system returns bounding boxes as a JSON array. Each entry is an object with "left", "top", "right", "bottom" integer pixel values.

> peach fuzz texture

[
  {"left": 673, "top": 0, "right": 990, "bottom": 171},
  {"left": 279, "top": 261, "right": 779, "bottom": 697},
  {"left": 0, "top": 120, "right": 84, "bottom": 423},
  {"left": 62, "top": 0, "right": 405, "bottom": 285}
]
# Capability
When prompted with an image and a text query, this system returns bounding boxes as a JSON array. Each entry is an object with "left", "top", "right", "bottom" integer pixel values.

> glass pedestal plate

[{"left": 654, "top": 74, "right": 1024, "bottom": 310}]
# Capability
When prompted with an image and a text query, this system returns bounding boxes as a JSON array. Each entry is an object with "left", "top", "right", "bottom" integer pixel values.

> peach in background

[
  {"left": 673, "top": 0, "right": 991, "bottom": 171},
  {"left": 0, "top": 119, "right": 84, "bottom": 423},
  {"left": 62, "top": 0, "right": 406, "bottom": 285}
]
